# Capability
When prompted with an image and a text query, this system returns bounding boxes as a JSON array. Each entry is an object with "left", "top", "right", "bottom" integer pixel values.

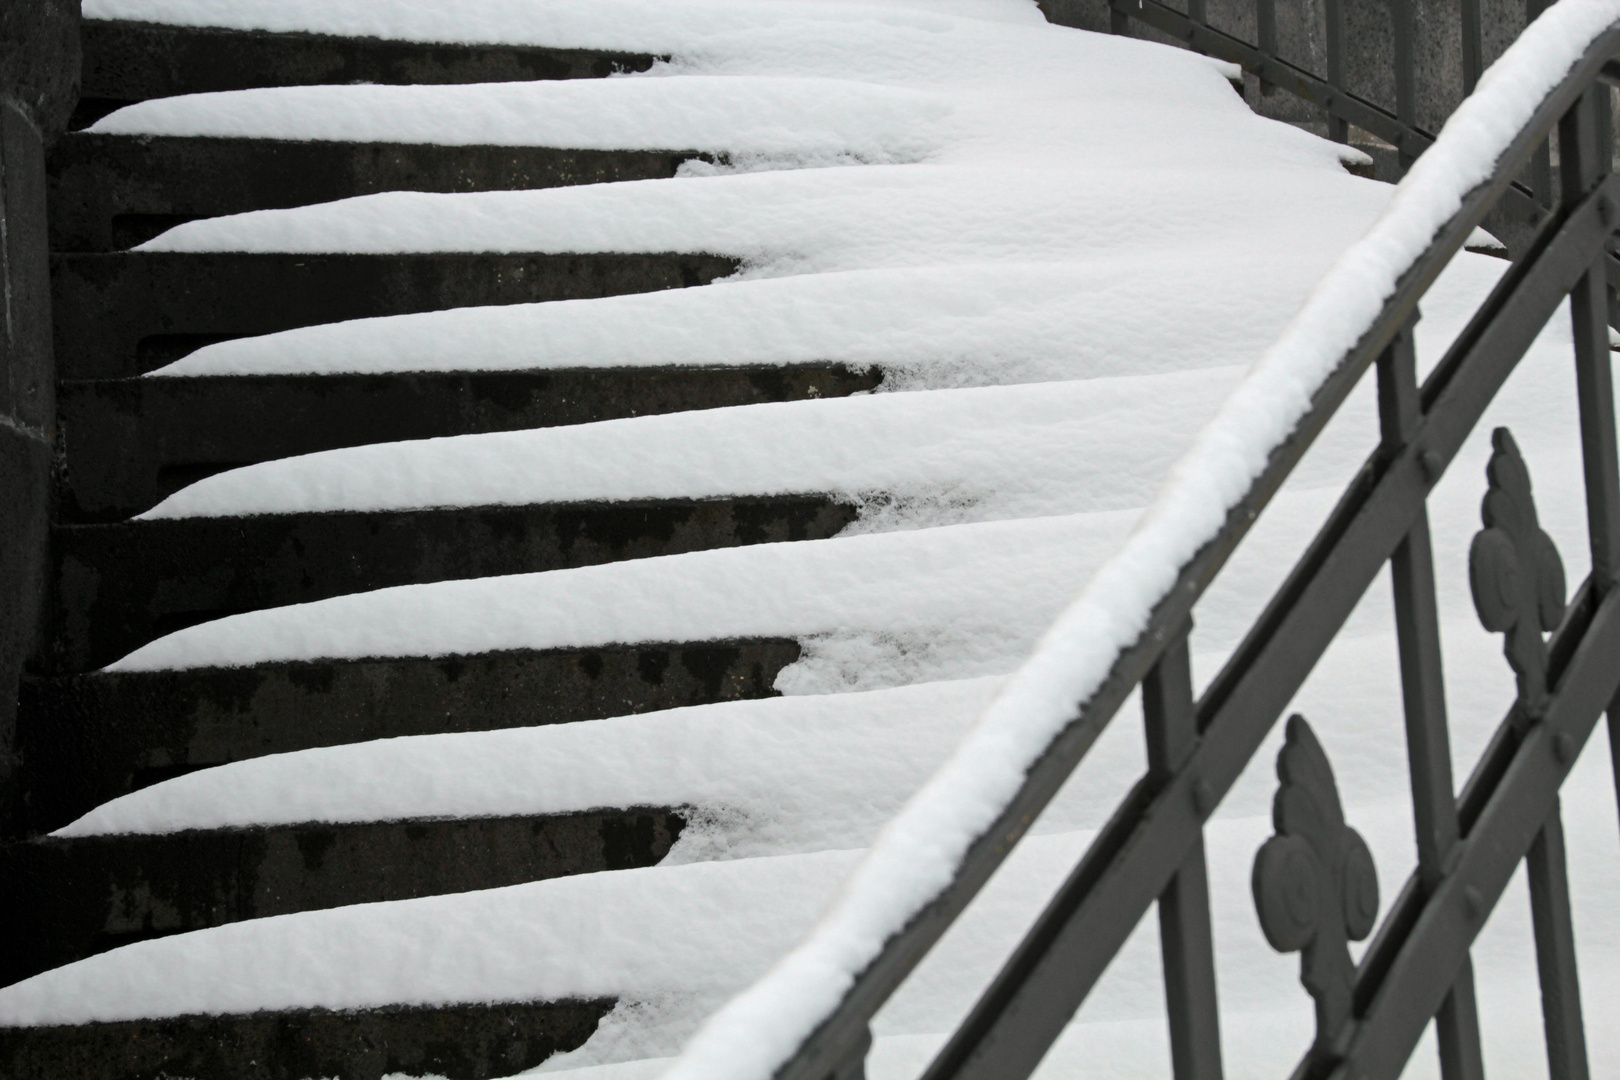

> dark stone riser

[
  {"left": 14, "top": 640, "right": 799, "bottom": 834},
  {"left": 0, "top": 808, "right": 684, "bottom": 986}
]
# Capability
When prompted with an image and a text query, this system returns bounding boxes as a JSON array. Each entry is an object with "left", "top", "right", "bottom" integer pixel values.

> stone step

[
  {"left": 74, "top": 17, "right": 657, "bottom": 129},
  {"left": 0, "top": 807, "right": 683, "bottom": 987},
  {"left": 50, "top": 134, "right": 705, "bottom": 252},
  {"left": 47, "top": 497, "right": 855, "bottom": 672},
  {"left": 56, "top": 365, "right": 882, "bottom": 522},
  {"left": 13, "top": 640, "right": 798, "bottom": 834},
  {"left": 0, "top": 997, "right": 612, "bottom": 1080},
  {"left": 52, "top": 251, "right": 742, "bottom": 380}
]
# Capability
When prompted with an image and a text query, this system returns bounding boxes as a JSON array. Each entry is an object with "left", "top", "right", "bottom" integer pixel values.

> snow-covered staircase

[
  {"left": 5, "top": 15, "right": 884, "bottom": 1077},
  {"left": 1, "top": 2, "right": 1496, "bottom": 1078}
]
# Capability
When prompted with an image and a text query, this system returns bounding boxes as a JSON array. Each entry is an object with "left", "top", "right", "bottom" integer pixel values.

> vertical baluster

[
  {"left": 825, "top": 1024, "right": 872, "bottom": 1080},
  {"left": 1378, "top": 323, "right": 1486, "bottom": 1080},
  {"left": 1144, "top": 624, "right": 1224, "bottom": 1080},
  {"left": 1561, "top": 87, "right": 1620, "bottom": 586},
  {"left": 1523, "top": 0, "right": 1555, "bottom": 206},
  {"left": 1460, "top": 0, "right": 1483, "bottom": 95},
  {"left": 1391, "top": 0, "right": 1416, "bottom": 174},
  {"left": 1257, "top": 0, "right": 1276, "bottom": 95},
  {"left": 1110, "top": 0, "right": 1131, "bottom": 37},
  {"left": 1558, "top": 82, "right": 1620, "bottom": 992},
  {"left": 1529, "top": 141, "right": 1555, "bottom": 209},
  {"left": 1324, "top": 0, "right": 1348, "bottom": 142},
  {"left": 1499, "top": 84, "right": 1618, "bottom": 1080},
  {"left": 1526, "top": 802, "right": 1591, "bottom": 1080}
]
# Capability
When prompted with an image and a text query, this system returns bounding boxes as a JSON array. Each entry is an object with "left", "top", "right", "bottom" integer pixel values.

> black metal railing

[{"left": 762, "top": 15, "right": 1620, "bottom": 1080}]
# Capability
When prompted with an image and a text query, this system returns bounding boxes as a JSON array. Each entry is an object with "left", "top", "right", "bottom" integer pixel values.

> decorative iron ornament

[
  {"left": 1469, "top": 427, "right": 1566, "bottom": 714},
  {"left": 1252, "top": 716, "right": 1379, "bottom": 1058}
]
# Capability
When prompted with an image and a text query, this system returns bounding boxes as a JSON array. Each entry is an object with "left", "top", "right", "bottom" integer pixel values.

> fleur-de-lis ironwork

[
  {"left": 1468, "top": 427, "right": 1566, "bottom": 714},
  {"left": 1252, "top": 715, "right": 1380, "bottom": 1058}
]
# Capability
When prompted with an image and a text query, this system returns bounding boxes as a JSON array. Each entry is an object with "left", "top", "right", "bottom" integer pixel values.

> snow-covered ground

[{"left": 8, "top": 0, "right": 1619, "bottom": 1078}]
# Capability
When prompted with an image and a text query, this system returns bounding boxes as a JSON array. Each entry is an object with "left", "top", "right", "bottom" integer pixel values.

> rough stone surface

[
  {"left": 74, "top": 19, "right": 654, "bottom": 127},
  {"left": 1, "top": 1, "right": 74, "bottom": 836},
  {"left": 0, "top": 998, "right": 614, "bottom": 1080},
  {"left": 57, "top": 365, "right": 883, "bottom": 521},
  {"left": 52, "top": 251, "right": 744, "bottom": 379},
  {"left": 17, "top": 639, "right": 800, "bottom": 833},
  {"left": 0, "top": 808, "right": 684, "bottom": 985},
  {"left": 50, "top": 135, "right": 704, "bottom": 252},
  {"left": 0, "top": 0, "right": 80, "bottom": 140},
  {"left": 48, "top": 497, "right": 856, "bottom": 671},
  {"left": 0, "top": 426, "right": 50, "bottom": 825}
]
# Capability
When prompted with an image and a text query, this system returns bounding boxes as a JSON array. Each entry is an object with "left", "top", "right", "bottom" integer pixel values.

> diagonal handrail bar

[{"left": 665, "top": 7, "right": 1620, "bottom": 1080}]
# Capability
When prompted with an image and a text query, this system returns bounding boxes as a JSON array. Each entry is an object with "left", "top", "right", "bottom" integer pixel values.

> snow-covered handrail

[{"left": 667, "top": 3, "right": 1620, "bottom": 1079}]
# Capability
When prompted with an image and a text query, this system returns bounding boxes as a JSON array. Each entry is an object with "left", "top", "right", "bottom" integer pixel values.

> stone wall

[{"left": 2, "top": 0, "right": 79, "bottom": 806}]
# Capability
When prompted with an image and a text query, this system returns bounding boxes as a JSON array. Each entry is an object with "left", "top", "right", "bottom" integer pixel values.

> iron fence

[{"left": 769, "top": 14, "right": 1620, "bottom": 1080}]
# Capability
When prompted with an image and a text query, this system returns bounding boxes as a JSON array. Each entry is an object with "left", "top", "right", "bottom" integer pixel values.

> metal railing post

[
  {"left": 1378, "top": 322, "right": 1486, "bottom": 1080},
  {"left": 1256, "top": 0, "right": 1276, "bottom": 93},
  {"left": 1143, "top": 624, "right": 1224, "bottom": 1080},
  {"left": 1110, "top": 0, "right": 1132, "bottom": 37},
  {"left": 1526, "top": 801, "right": 1591, "bottom": 1080},
  {"left": 1325, "top": 0, "right": 1349, "bottom": 142},
  {"left": 1561, "top": 87, "right": 1620, "bottom": 585},
  {"left": 1557, "top": 79, "right": 1620, "bottom": 987},
  {"left": 1392, "top": 0, "right": 1417, "bottom": 172},
  {"left": 1461, "top": 0, "right": 1484, "bottom": 94},
  {"left": 1527, "top": 0, "right": 1556, "bottom": 204}
]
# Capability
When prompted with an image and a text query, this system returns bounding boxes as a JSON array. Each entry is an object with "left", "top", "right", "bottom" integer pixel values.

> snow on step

[
  {"left": 0, "top": 824, "right": 1365, "bottom": 1034},
  {"left": 106, "top": 509, "right": 1140, "bottom": 683},
  {"left": 89, "top": 76, "right": 952, "bottom": 164},
  {"left": 104, "top": 337, "right": 1591, "bottom": 689},
  {"left": 84, "top": 0, "right": 1047, "bottom": 55},
  {"left": 131, "top": 1, "right": 1379, "bottom": 276},
  {"left": 8, "top": 789, "right": 1618, "bottom": 1080},
  {"left": 138, "top": 371, "right": 1246, "bottom": 521},
  {"left": 140, "top": 164, "right": 1379, "bottom": 268},
  {"left": 148, "top": 253, "right": 1357, "bottom": 381},
  {"left": 54, "top": 611, "right": 1578, "bottom": 850},
  {"left": 107, "top": 256, "right": 1587, "bottom": 687},
  {"left": 58, "top": 678, "right": 1015, "bottom": 842},
  {"left": 137, "top": 249, "right": 1526, "bottom": 526},
  {"left": 91, "top": 486, "right": 1362, "bottom": 685}
]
